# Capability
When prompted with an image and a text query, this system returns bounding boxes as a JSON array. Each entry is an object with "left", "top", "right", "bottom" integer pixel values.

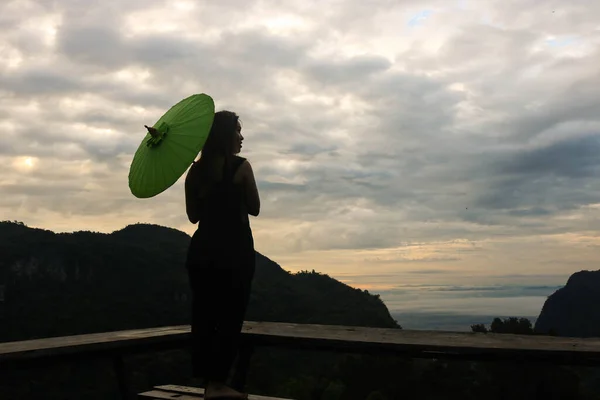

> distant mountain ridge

[
  {"left": 535, "top": 269, "right": 600, "bottom": 337},
  {"left": 0, "top": 220, "right": 399, "bottom": 342}
]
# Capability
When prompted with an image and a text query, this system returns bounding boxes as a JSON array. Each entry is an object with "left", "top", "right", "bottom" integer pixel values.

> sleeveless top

[{"left": 188, "top": 156, "right": 254, "bottom": 265}]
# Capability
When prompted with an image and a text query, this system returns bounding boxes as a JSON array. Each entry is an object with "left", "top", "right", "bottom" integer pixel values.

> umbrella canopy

[{"left": 128, "top": 93, "right": 215, "bottom": 198}]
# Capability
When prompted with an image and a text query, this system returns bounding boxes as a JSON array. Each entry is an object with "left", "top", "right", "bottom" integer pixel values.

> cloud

[
  {"left": 405, "top": 269, "right": 455, "bottom": 274},
  {"left": 1, "top": 0, "right": 600, "bottom": 295},
  {"left": 500, "top": 135, "right": 600, "bottom": 179},
  {"left": 378, "top": 280, "right": 566, "bottom": 316},
  {"left": 472, "top": 135, "right": 600, "bottom": 212},
  {"left": 407, "top": 10, "right": 434, "bottom": 27}
]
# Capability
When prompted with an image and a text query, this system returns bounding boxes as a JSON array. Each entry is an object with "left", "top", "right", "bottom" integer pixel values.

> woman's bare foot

[{"left": 205, "top": 382, "right": 248, "bottom": 399}]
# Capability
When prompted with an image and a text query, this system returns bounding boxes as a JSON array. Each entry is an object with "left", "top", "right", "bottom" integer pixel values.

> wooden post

[
  {"left": 112, "top": 355, "right": 130, "bottom": 400},
  {"left": 231, "top": 340, "right": 255, "bottom": 391}
]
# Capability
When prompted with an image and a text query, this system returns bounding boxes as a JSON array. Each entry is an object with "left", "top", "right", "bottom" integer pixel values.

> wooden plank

[
  {"left": 141, "top": 385, "right": 294, "bottom": 400},
  {"left": 155, "top": 385, "right": 204, "bottom": 396},
  {"left": 244, "top": 322, "right": 600, "bottom": 365},
  {"left": 243, "top": 322, "right": 600, "bottom": 353},
  {"left": 138, "top": 390, "right": 199, "bottom": 399},
  {"left": 157, "top": 384, "right": 294, "bottom": 399},
  {"left": 0, "top": 325, "right": 190, "bottom": 363},
  {"left": 3, "top": 321, "right": 600, "bottom": 367},
  {"left": 251, "top": 322, "right": 600, "bottom": 351}
]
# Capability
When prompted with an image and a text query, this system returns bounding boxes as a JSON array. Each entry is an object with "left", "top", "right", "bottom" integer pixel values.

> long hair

[
  {"left": 186, "top": 110, "right": 239, "bottom": 198},
  {"left": 201, "top": 110, "right": 239, "bottom": 161}
]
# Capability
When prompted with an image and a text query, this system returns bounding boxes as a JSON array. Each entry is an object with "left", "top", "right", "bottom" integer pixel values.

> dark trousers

[{"left": 187, "top": 265, "right": 254, "bottom": 383}]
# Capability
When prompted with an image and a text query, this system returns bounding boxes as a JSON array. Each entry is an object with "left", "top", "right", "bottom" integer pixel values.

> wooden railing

[{"left": 2, "top": 322, "right": 600, "bottom": 398}]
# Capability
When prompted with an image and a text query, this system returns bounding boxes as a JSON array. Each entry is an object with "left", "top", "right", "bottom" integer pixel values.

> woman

[{"left": 184, "top": 110, "right": 260, "bottom": 400}]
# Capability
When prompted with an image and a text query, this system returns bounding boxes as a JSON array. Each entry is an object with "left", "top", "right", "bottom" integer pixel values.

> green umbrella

[{"left": 128, "top": 93, "right": 215, "bottom": 198}]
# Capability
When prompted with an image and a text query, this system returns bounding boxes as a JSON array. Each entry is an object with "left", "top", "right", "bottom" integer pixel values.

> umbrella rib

[
  {"left": 167, "top": 145, "right": 183, "bottom": 187},
  {"left": 144, "top": 149, "right": 154, "bottom": 197},
  {"left": 171, "top": 107, "right": 208, "bottom": 125},
  {"left": 142, "top": 148, "right": 153, "bottom": 192},
  {"left": 154, "top": 149, "right": 163, "bottom": 196},
  {"left": 169, "top": 97, "right": 211, "bottom": 127},
  {"left": 131, "top": 146, "right": 148, "bottom": 196},
  {"left": 170, "top": 128, "right": 211, "bottom": 138},
  {"left": 163, "top": 138, "right": 193, "bottom": 173},
  {"left": 166, "top": 136, "right": 201, "bottom": 154},
  {"left": 162, "top": 139, "right": 184, "bottom": 189},
  {"left": 168, "top": 96, "right": 195, "bottom": 122}
]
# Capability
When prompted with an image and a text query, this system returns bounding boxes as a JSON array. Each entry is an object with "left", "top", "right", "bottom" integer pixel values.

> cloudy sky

[{"left": 2, "top": 0, "right": 600, "bottom": 315}]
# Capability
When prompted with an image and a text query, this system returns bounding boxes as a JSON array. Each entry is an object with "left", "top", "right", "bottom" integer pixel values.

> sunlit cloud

[{"left": 12, "top": 156, "right": 39, "bottom": 172}]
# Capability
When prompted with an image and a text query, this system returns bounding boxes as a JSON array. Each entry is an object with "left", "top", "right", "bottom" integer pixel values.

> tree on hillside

[
  {"left": 469, "top": 317, "right": 583, "bottom": 399},
  {"left": 471, "top": 317, "right": 534, "bottom": 335}
]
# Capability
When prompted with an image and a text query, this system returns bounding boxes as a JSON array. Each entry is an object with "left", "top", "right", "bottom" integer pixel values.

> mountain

[
  {"left": 0, "top": 220, "right": 399, "bottom": 342},
  {"left": 535, "top": 270, "right": 600, "bottom": 337}
]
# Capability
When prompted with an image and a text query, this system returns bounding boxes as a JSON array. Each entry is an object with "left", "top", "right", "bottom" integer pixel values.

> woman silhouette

[{"left": 184, "top": 110, "right": 260, "bottom": 399}]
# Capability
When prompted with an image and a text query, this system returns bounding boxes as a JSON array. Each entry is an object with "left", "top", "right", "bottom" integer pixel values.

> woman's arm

[
  {"left": 184, "top": 164, "right": 200, "bottom": 223},
  {"left": 241, "top": 160, "right": 260, "bottom": 216}
]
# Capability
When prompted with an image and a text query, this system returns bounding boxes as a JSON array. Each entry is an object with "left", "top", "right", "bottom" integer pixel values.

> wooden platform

[
  {"left": 3, "top": 322, "right": 600, "bottom": 399},
  {"left": 138, "top": 384, "right": 293, "bottom": 400},
  {"left": 3, "top": 321, "right": 600, "bottom": 366}
]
